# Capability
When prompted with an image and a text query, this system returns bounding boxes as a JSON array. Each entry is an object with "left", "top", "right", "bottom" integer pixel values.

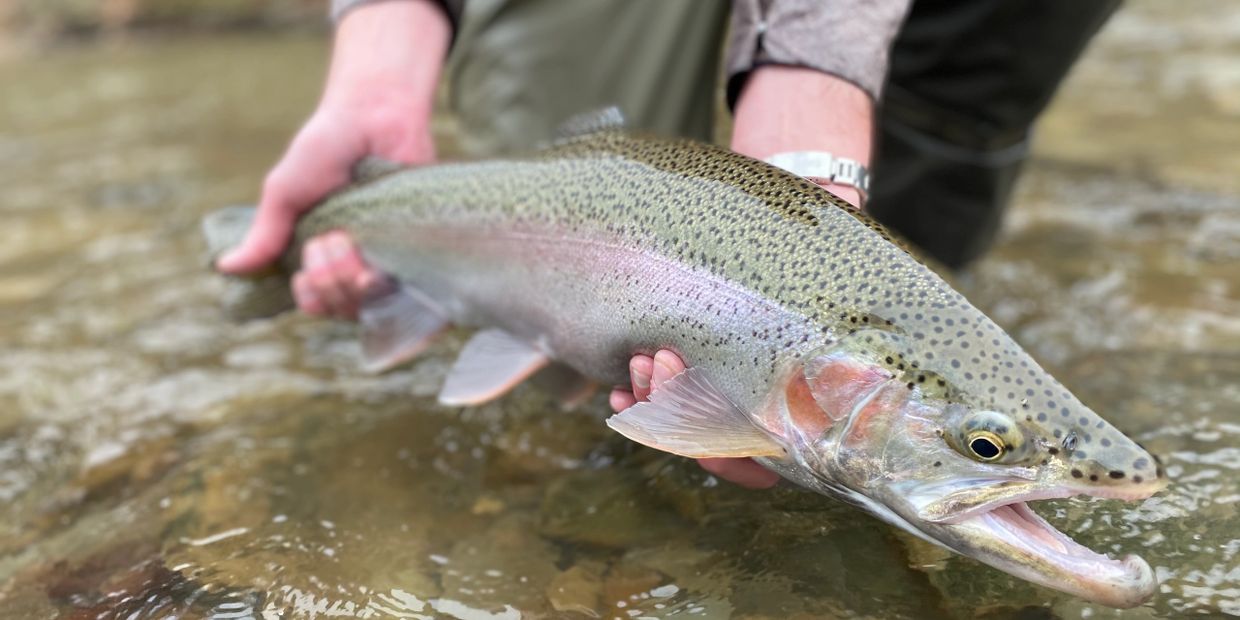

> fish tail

[{"left": 201, "top": 205, "right": 295, "bottom": 321}]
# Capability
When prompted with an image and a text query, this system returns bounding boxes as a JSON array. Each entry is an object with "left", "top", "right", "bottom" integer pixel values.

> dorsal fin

[
  {"left": 554, "top": 106, "right": 626, "bottom": 140},
  {"left": 351, "top": 156, "right": 406, "bottom": 183}
]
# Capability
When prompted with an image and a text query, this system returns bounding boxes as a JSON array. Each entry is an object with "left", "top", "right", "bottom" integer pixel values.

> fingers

[
  {"left": 629, "top": 354, "right": 654, "bottom": 402},
  {"left": 609, "top": 388, "right": 636, "bottom": 412},
  {"left": 609, "top": 350, "right": 687, "bottom": 413},
  {"left": 291, "top": 231, "right": 380, "bottom": 320},
  {"left": 651, "top": 350, "right": 685, "bottom": 391},
  {"left": 698, "top": 458, "right": 781, "bottom": 489}
]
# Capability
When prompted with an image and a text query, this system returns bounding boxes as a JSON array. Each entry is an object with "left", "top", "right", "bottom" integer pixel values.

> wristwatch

[{"left": 764, "top": 151, "right": 870, "bottom": 205}]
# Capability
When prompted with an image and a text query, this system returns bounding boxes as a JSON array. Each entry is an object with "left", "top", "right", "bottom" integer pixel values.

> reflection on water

[{"left": 1, "top": 3, "right": 1239, "bottom": 618}]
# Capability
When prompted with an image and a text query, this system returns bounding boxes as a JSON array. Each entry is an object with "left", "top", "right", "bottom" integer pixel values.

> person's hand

[
  {"left": 290, "top": 230, "right": 387, "bottom": 319},
  {"left": 215, "top": 0, "right": 451, "bottom": 277}
]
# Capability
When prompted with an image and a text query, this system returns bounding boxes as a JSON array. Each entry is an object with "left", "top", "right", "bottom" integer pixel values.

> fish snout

[{"left": 1057, "top": 436, "right": 1168, "bottom": 499}]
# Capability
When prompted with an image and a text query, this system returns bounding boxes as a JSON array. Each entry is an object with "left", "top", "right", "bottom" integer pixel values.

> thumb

[
  {"left": 214, "top": 191, "right": 298, "bottom": 274},
  {"left": 216, "top": 122, "right": 359, "bottom": 274}
]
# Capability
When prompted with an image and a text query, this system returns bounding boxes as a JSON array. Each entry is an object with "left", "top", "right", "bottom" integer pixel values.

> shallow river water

[{"left": 2, "top": 4, "right": 1239, "bottom": 619}]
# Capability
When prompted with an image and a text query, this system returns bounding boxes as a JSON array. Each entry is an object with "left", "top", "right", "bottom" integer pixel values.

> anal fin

[
  {"left": 606, "top": 367, "right": 785, "bottom": 459},
  {"left": 358, "top": 283, "right": 448, "bottom": 373},
  {"left": 438, "top": 329, "right": 550, "bottom": 406}
]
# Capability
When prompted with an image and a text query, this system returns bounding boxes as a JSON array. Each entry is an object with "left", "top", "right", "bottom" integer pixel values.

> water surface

[{"left": 1, "top": 6, "right": 1239, "bottom": 618}]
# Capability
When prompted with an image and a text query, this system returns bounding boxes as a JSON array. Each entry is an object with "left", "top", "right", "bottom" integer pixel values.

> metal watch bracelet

[{"left": 764, "top": 151, "right": 870, "bottom": 205}]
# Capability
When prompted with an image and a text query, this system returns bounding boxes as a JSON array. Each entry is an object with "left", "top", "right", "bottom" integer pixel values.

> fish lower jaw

[{"left": 963, "top": 500, "right": 1156, "bottom": 608}]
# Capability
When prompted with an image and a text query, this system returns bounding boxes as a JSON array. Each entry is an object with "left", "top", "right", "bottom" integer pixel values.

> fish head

[{"left": 768, "top": 327, "right": 1166, "bottom": 607}]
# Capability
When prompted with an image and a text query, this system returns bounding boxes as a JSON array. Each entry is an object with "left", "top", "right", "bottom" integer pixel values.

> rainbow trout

[{"left": 205, "top": 123, "right": 1166, "bottom": 607}]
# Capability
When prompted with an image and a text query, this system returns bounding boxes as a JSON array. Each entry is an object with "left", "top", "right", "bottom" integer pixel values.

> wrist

[
  {"left": 731, "top": 66, "right": 874, "bottom": 208},
  {"left": 814, "top": 183, "right": 862, "bottom": 208}
]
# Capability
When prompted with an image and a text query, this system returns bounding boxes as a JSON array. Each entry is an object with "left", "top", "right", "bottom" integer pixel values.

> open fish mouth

[{"left": 953, "top": 494, "right": 1157, "bottom": 608}]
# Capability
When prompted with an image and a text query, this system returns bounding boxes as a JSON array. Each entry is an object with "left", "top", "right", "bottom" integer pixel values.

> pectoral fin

[
  {"left": 606, "top": 368, "right": 785, "bottom": 459},
  {"left": 358, "top": 284, "right": 448, "bottom": 373},
  {"left": 438, "top": 329, "right": 550, "bottom": 406}
]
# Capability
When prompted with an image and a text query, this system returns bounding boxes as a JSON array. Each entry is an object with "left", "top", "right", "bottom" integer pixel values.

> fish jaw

[
  {"left": 853, "top": 437, "right": 1164, "bottom": 607},
  {"left": 944, "top": 499, "right": 1156, "bottom": 608}
]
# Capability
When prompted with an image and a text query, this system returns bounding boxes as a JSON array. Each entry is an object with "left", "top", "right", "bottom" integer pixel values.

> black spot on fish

[
  {"left": 1048, "top": 447, "right": 1059, "bottom": 455},
  {"left": 933, "top": 461, "right": 941, "bottom": 467},
  {"left": 1071, "top": 469, "right": 1083, "bottom": 478},
  {"left": 1109, "top": 471, "right": 1125, "bottom": 479},
  {"left": 1090, "top": 474, "right": 1099, "bottom": 481},
  {"left": 1133, "top": 475, "right": 1144, "bottom": 483}
]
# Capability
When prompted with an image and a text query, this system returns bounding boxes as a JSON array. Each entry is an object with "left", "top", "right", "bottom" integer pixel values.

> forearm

[
  {"left": 323, "top": 0, "right": 451, "bottom": 131},
  {"left": 731, "top": 66, "right": 874, "bottom": 207}
]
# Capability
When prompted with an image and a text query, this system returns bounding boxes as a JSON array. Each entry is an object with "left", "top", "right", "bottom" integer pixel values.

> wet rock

[
  {"left": 484, "top": 390, "right": 608, "bottom": 484},
  {"left": 546, "top": 561, "right": 605, "bottom": 617},
  {"left": 539, "top": 468, "right": 688, "bottom": 549},
  {"left": 439, "top": 514, "right": 560, "bottom": 614},
  {"left": 600, "top": 561, "right": 666, "bottom": 612}
]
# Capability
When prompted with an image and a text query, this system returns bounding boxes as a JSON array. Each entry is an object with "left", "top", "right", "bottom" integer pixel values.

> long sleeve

[{"left": 726, "top": 0, "right": 912, "bottom": 104}]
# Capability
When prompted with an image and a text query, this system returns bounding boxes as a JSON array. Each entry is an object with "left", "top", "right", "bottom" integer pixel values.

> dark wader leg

[
  {"left": 447, "top": 0, "right": 730, "bottom": 156},
  {"left": 868, "top": 0, "right": 1121, "bottom": 269}
]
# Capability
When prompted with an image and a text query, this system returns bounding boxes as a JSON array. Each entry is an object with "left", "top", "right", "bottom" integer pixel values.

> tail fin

[{"left": 201, "top": 206, "right": 295, "bottom": 321}]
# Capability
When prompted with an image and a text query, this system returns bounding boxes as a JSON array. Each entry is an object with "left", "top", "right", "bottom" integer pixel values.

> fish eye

[{"left": 967, "top": 431, "right": 1005, "bottom": 461}]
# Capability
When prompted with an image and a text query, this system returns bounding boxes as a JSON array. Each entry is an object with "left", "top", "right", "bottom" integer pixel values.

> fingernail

[
  {"left": 631, "top": 368, "right": 650, "bottom": 390},
  {"left": 654, "top": 351, "right": 679, "bottom": 375}
]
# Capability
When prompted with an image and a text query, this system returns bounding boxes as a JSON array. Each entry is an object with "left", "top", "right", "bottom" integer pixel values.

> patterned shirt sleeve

[{"left": 726, "top": 0, "right": 912, "bottom": 104}]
